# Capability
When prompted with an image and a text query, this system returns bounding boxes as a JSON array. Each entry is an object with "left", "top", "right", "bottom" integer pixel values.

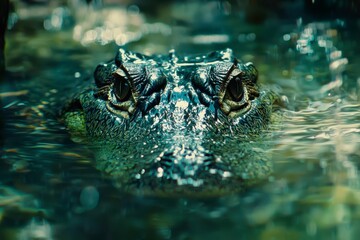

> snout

[{"left": 133, "top": 145, "right": 236, "bottom": 195}]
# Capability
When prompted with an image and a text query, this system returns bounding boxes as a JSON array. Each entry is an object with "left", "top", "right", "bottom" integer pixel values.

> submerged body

[{"left": 63, "top": 48, "right": 278, "bottom": 195}]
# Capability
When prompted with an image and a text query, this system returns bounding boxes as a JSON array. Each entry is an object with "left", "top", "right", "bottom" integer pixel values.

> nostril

[
  {"left": 158, "top": 154, "right": 174, "bottom": 167},
  {"left": 157, "top": 147, "right": 217, "bottom": 167},
  {"left": 202, "top": 156, "right": 216, "bottom": 167}
]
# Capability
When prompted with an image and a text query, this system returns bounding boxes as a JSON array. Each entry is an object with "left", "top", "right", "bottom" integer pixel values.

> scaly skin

[{"left": 63, "top": 48, "right": 278, "bottom": 196}]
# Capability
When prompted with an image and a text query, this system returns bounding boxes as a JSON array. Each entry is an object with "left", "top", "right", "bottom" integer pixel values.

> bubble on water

[
  {"left": 74, "top": 72, "right": 81, "bottom": 78},
  {"left": 80, "top": 186, "right": 99, "bottom": 210},
  {"left": 283, "top": 34, "right": 291, "bottom": 41},
  {"left": 127, "top": 5, "right": 140, "bottom": 15},
  {"left": 247, "top": 33, "right": 256, "bottom": 41}
]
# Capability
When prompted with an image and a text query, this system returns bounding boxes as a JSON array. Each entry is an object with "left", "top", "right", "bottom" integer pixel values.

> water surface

[{"left": 1, "top": 1, "right": 360, "bottom": 239}]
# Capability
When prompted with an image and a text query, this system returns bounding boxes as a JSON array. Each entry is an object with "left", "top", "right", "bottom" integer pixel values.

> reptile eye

[
  {"left": 227, "top": 75, "right": 244, "bottom": 101},
  {"left": 114, "top": 78, "right": 131, "bottom": 101}
]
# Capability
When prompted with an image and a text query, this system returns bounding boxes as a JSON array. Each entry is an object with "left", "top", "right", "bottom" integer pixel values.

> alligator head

[{"left": 62, "top": 48, "right": 278, "bottom": 196}]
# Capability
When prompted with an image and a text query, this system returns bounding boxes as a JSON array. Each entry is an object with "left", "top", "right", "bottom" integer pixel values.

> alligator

[{"left": 62, "top": 48, "right": 279, "bottom": 196}]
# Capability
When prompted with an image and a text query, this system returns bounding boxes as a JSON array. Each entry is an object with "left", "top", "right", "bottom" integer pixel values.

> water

[{"left": 1, "top": 1, "right": 360, "bottom": 239}]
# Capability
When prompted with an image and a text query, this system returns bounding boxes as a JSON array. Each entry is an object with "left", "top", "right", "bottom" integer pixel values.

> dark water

[{"left": 1, "top": 1, "right": 360, "bottom": 239}]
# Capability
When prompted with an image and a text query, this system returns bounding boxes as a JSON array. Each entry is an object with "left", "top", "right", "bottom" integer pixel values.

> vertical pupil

[
  {"left": 228, "top": 76, "right": 243, "bottom": 101},
  {"left": 114, "top": 79, "right": 131, "bottom": 101}
]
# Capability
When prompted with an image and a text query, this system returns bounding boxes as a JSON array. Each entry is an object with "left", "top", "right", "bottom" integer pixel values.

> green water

[{"left": 1, "top": 1, "right": 360, "bottom": 239}]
